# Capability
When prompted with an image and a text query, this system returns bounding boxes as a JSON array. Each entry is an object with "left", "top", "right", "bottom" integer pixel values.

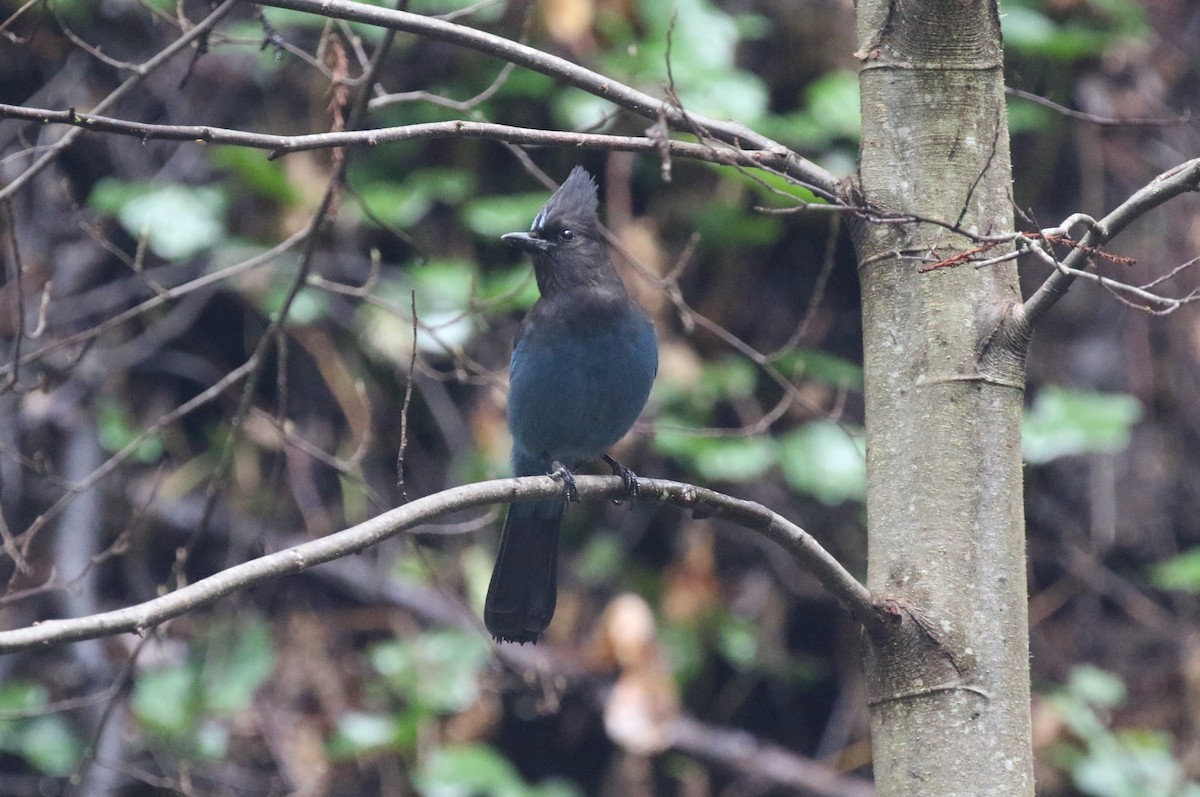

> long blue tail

[{"left": 484, "top": 499, "right": 566, "bottom": 643}]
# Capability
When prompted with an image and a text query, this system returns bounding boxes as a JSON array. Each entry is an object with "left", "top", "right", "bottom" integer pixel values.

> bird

[{"left": 484, "top": 166, "right": 658, "bottom": 644}]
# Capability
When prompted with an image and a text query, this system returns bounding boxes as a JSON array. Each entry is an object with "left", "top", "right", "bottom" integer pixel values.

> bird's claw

[
  {"left": 550, "top": 460, "right": 579, "bottom": 502},
  {"left": 603, "top": 454, "right": 640, "bottom": 503}
]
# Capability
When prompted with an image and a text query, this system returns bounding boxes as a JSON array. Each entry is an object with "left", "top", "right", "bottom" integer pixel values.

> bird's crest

[{"left": 531, "top": 166, "right": 599, "bottom": 233}]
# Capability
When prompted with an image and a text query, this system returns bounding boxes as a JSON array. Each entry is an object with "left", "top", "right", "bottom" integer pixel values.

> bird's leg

[
  {"left": 549, "top": 460, "right": 579, "bottom": 502},
  {"left": 602, "top": 454, "right": 640, "bottom": 502}
]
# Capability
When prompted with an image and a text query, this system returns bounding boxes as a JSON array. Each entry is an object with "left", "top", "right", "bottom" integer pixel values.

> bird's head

[{"left": 502, "top": 166, "right": 601, "bottom": 258}]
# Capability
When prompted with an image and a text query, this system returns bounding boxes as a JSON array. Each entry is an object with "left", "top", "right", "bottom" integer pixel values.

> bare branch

[
  {"left": 1024, "top": 242, "right": 1200, "bottom": 315},
  {"left": 670, "top": 716, "right": 875, "bottom": 797},
  {"left": 236, "top": 0, "right": 839, "bottom": 200},
  {"left": 0, "top": 228, "right": 309, "bottom": 382},
  {"left": 0, "top": 104, "right": 809, "bottom": 179},
  {"left": 0, "top": 0, "right": 237, "bottom": 204},
  {"left": 1019, "top": 158, "right": 1200, "bottom": 328},
  {"left": 1005, "top": 86, "right": 1192, "bottom": 128},
  {"left": 0, "top": 476, "right": 875, "bottom": 654}
]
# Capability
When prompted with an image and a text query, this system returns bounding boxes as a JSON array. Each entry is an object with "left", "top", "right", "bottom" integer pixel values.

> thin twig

[
  {"left": 397, "top": 291, "right": 417, "bottom": 502},
  {"left": 1005, "top": 86, "right": 1191, "bottom": 128},
  {"left": 1019, "top": 158, "right": 1200, "bottom": 328},
  {"left": 0, "top": 0, "right": 238, "bottom": 204},
  {"left": 234, "top": 0, "right": 838, "bottom": 199}
]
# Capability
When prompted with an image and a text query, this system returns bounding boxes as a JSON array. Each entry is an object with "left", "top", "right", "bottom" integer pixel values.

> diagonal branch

[
  {"left": 0, "top": 476, "right": 876, "bottom": 654},
  {"left": 0, "top": 0, "right": 238, "bottom": 204},
  {"left": 1018, "top": 158, "right": 1200, "bottom": 330},
  {"left": 237, "top": 0, "right": 839, "bottom": 200}
]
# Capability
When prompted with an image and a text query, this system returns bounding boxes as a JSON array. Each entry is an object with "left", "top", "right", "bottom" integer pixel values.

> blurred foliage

[
  {"left": 1002, "top": 0, "right": 1149, "bottom": 61},
  {"left": 1043, "top": 667, "right": 1200, "bottom": 797},
  {"left": 1, "top": 0, "right": 1196, "bottom": 794},
  {"left": 1023, "top": 387, "right": 1143, "bottom": 464},
  {"left": 0, "top": 682, "right": 83, "bottom": 775},
  {"left": 328, "top": 628, "right": 490, "bottom": 760},
  {"left": 89, "top": 180, "right": 229, "bottom": 260},
  {"left": 131, "top": 616, "right": 274, "bottom": 756},
  {"left": 1147, "top": 548, "right": 1200, "bottom": 593},
  {"left": 415, "top": 744, "right": 581, "bottom": 797}
]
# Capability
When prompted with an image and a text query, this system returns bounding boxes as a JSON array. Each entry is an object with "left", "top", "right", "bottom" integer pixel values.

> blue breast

[{"left": 507, "top": 300, "right": 656, "bottom": 470}]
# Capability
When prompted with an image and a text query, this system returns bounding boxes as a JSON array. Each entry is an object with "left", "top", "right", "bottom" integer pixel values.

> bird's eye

[{"left": 558, "top": 228, "right": 574, "bottom": 242}]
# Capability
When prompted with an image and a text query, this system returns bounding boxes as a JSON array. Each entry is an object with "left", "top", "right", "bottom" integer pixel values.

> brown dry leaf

[
  {"left": 540, "top": 0, "right": 595, "bottom": 47},
  {"left": 444, "top": 691, "right": 503, "bottom": 744},
  {"left": 605, "top": 667, "right": 680, "bottom": 755},
  {"left": 662, "top": 525, "right": 721, "bottom": 623},
  {"left": 617, "top": 219, "right": 668, "bottom": 319},
  {"left": 592, "top": 594, "right": 680, "bottom": 754},
  {"left": 267, "top": 709, "right": 332, "bottom": 797}
]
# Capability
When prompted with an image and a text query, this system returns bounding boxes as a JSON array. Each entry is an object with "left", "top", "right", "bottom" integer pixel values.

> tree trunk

[{"left": 849, "top": 1, "right": 1034, "bottom": 795}]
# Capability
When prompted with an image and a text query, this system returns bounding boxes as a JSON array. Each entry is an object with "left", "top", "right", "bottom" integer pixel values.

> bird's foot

[
  {"left": 602, "top": 454, "right": 640, "bottom": 503},
  {"left": 549, "top": 460, "right": 579, "bottom": 502}
]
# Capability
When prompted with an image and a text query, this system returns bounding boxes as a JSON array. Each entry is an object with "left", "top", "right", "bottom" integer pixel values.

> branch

[
  {"left": 0, "top": 476, "right": 875, "bottom": 654},
  {"left": 236, "top": 0, "right": 839, "bottom": 200},
  {"left": 1018, "top": 158, "right": 1200, "bottom": 329},
  {"left": 0, "top": 105, "right": 809, "bottom": 176},
  {"left": 1005, "top": 86, "right": 1192, "bottom": 128},
  {"left": 670, "top": 716, "right": 875, "bottom": 797},
  {"left": 0, "top": 0, "right": 238, "bottom": 204}
]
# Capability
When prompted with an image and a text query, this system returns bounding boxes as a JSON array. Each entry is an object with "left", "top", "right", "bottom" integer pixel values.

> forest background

[{"left": 0, "top": 0, "right": 1198, "bottom": 795}]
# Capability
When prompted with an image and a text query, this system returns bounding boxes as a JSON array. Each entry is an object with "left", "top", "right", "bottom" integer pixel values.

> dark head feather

[{"left": 531, "top": 166, "right": 599, "bottom": 236}]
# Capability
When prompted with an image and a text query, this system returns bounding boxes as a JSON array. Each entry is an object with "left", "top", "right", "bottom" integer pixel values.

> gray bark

[{"left": 849, "top": 1, "right": 1034, "bottom": 795}]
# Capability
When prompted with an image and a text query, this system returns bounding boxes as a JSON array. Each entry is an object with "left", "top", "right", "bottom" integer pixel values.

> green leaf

[
  {"left": 97, "top": 398, "right": 163, "bottom": 463},
  {"left": 356, "top": 168, "right": 473, "bottom": 228},
  {"left": 132, "top": 664, "right": 200, "bottom": 737},
  {"left": 201, "top": 616, "right": 275, "bottom": 714},
  {"left": 576, "top": 535, "right": 626, "bottom": 585},
  {"left": 779, "top": 348, "right": 863, "bottom": 389},
  {"left": 89, "top": 180, "right": 228, "bottom": 260},
  {"left": 779, "top": 421, "right": 866, "bottom": 504},
  {"left": 261, "top": 283, "right": 328, "bottom": 327},
  {"left": 210, "top": 147, "right": 300, "bottom": 204},
  {"left": 369, "top": 629, "right": 490, "bottom": 714},
  {"left": 462, "top": 194, "right": 548, "bottom": 238},
  {"left": 327, "top": 712, "right": 406, "bottom": 758},
  {"left": 755, "top": 71, "right": 860, "bottom": 149},
  {"left": 17, "top": 715, "right": 81, "bottom": 775},
  {"left": 1147, "top": 548, "right": 1200, "bottom": 593},
  {"left": 717, "top": 617, "right": 758, "bottom": 670},
  {"left": 476, "top": 265, "right": 538, "bottom": 311},
  {"left": 194, "top": 720, "right": 230, "bottom": 759},
  {"left": 692, "top": 202, "right": 783, "bottom": 246},
  {"left": 553, "top": 91, "right": 621, "bottom": 131},
  {"left": 0, "top": 681, "right": 48, "bottom": 714},
  {"left": 1022, "top": 387, "right": 1142, "bottom": 463},
  {"left": 409, "top": 0, "right": 504, "bottom": 20},
  {"left": 1002, "top": 0, "right": 1147, "bottom": 61},
  {"left": 409, "top": 258, "right": 477, "bottom": 309},
  {"left": 1073, "top": 729, "right": 1186, "bottom": 797},
  {"left": 356, "top": 183, "right": 436, "bottom": 228},
  {"left": 1001, "top": 6, "right": 1058, "bottom": 50},
  {"left": 655, "top": 433, "right": 776, "bottom": 483},
  {"left": 415, "top": 744, "right": 522, "bottom": 797},
  {"left": 1068, "top": 665, "right": 1126, "bottom": 710},
  {"left": 1006, "top": 97, "right": 1057, "bottom": 135},
  {"left": 601, "top": 0, "right": 769, "bottom": 124},
  {"left": 655, "top": 356, "right": 759, "bottom": 420}
]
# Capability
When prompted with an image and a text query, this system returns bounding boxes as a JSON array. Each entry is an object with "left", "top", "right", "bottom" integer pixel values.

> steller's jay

[{"left": 484, "top": 167, "right": 658, "bottom": 644}]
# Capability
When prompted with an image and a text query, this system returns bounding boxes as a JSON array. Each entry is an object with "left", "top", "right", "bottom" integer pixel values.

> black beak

[{"left": 502, "top": 231, "right": 552, "bottom": 253}]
